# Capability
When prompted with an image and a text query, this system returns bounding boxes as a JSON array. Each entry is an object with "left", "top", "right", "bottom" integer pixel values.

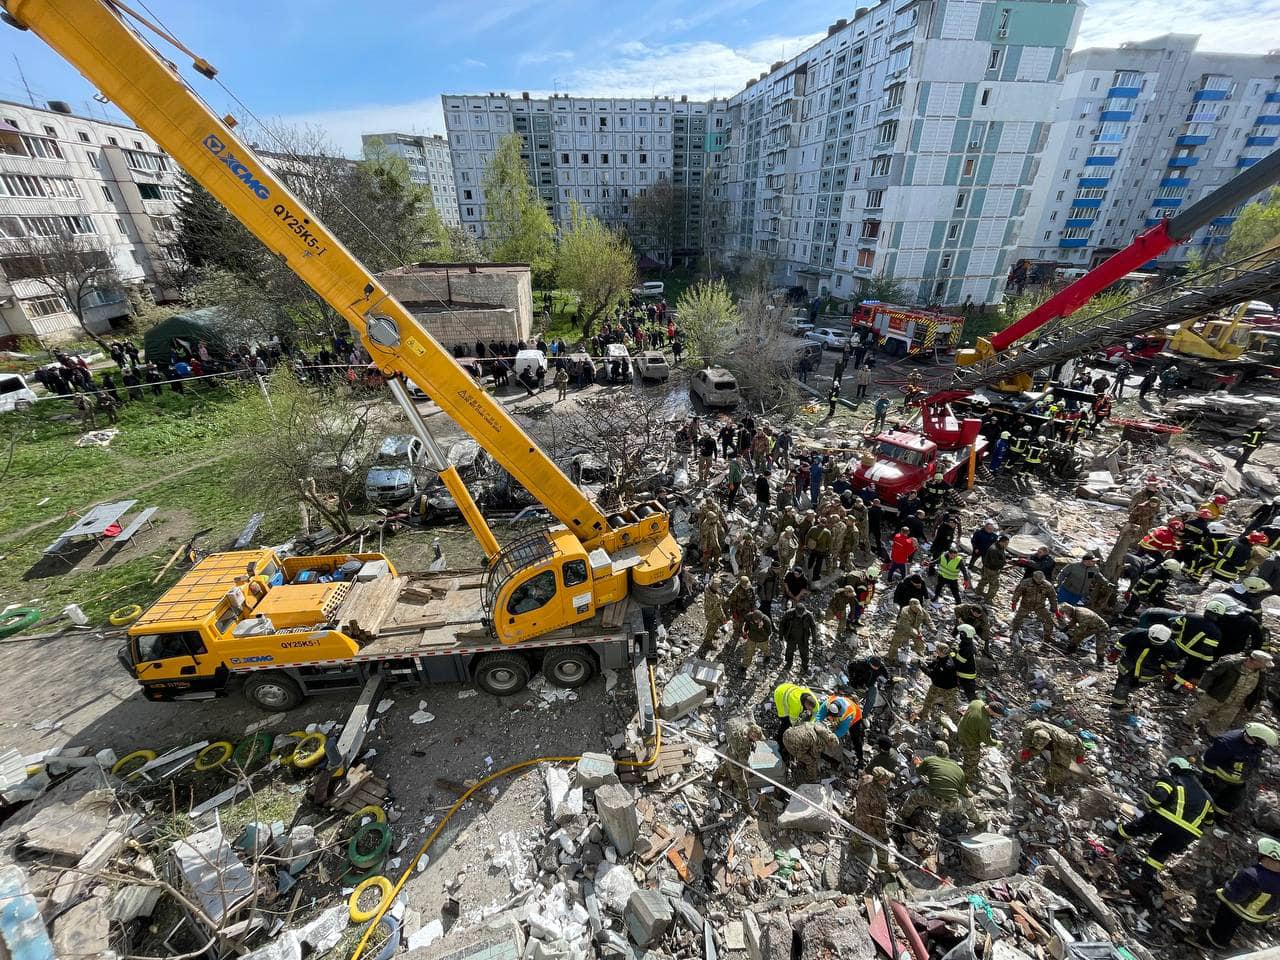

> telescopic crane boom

[{"left": 3, "top": 0, "right": 681, "bottom": 645}]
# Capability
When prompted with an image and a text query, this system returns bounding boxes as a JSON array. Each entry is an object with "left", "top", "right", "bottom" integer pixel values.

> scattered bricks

[
  {"left": 595, "top": 783, "right": 640, "bottom": 856},
  {"left": 798, "top": 906, "right": 876, "bottom": 960},
  {"left": 625, "top": 889, "right": 673, "bottom": 948},
  {"left": 744, "top": 909, "right": 793, "bottom": 960},
  {"left": 748, "top": 740, "right": 786, "bottom": 788},
  {"left": 659, "top": 673, "right": 708, "bottom": 721},
  {"left": 776, "top": 783, "right": 837, "bottom": 832},
  {"left": 575, "top": 753, "right": 618, "bottom": 790},
  {"left": 958, "top": 832, "right": 1021, "bottom": 880},
  {"left": 677, "top": 658, "right": 725, "bottom": 693}
]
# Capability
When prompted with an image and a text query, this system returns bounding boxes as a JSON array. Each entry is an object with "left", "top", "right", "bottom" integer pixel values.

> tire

[
  {"left": 290, "top": 732, "right": 327, "bottom": 769},
  {"left": 349, "top": 875, "right": 394, "bottom": 923},
  {"left": 0, "top": 607, "right": 40, "bottom": 639},
  {"left": 542, "top": 646, "right": 596, "bottom": 689},
  {"left": 243, "top": 672, "right": 305, "bottom": 712},
  {"left": 232, "top": 733, "right": 275, "bottom": 771},
  {"left": 348, "top": 822, "right": 393, "bottom": 869},
  {"left": 473, "top": 652, "right": 531, "bottom": 697},
  {"left": 112, "top": 749, "right": 156, "bottom": 780},
  {"left": 631, "top": 576, "right": 680, "bottom": 607},
  {"left": 194, "top": 741, "right": 233, "bottom": 772},
  {"left": 108, "top": 604, "right": 142, "bottom": 626}
]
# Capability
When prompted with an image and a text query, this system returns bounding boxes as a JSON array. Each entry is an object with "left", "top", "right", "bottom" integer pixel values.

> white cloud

[
  {"left": 1075, "top": 0, "right": 1280, "bottom": 53},
  {"left": 463, "top": 58, "right": 487, "bottom": 68},
  {"left": 277, "top": 96, "right": 446, "bottom": 157},
  {"left": 516, "top": 49, "right": 575, "bottom": 67}
]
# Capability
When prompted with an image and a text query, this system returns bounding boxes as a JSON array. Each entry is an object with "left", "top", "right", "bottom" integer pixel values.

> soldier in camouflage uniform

[
  {"left": 776, "top": 526, "right": 799, "bottom": 573},
  {"left": 700, "top": 507, "right": 726, "bottom": 570},
  {"left": 741, "top": 608, "right": 774, "bottom": 669},
  {"left": 829, "top": 515, "right": 849, "bottom": 573},
  {"left": 724, "top": 716, "right": 765, "bottom": 802},
  {"left": 700, "top": 576, "right": 729, "bottom": 655},
  {"left": 888, "top": 598, "right": 934, "bottom": 660},
  {"left": 848, "top": 766, "right": 897, "bottom": 879},
  {"left": 727, "top": 575, "right": 757, "bottom": 642},
  {"left": 827, "top": 585, "right": 860, "bottom": 641},
  {"left": 955, "top": 698, "right": 1005, "bottom": 784},
  {"left": 898, "top": 741, "right": 986, "bottom": 831},
  {"left": 782, "top": 717, "right": 841, "bottom": 782},
  {"left": 1128, "top": 495, "right": 1163, "bottom": 537},
  {"left": 735, "top": 531, "right": 759, "bottom": 579},
  {"left": 1058, "top": 603, "right": 1110, "bottom": 667},
  {"left": 1019, "top": 719, "right": 1086, "bottom": 795},
  {"left": 1010, "top": 570, "right": 1058, "bottom": 643}
]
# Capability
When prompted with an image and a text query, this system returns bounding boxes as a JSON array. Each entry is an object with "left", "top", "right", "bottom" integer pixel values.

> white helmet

[
  {"left": 1244, "top": 722, "right": 1278, "bottom": 748},
  {"left": 1161, "top": 559, "right": 1182, "bottom": 573},
  {"left": 1208, "top": 521, "right": 1228, "bottom": 534},
  {"left": 1205, "top": 599, "right": 1228, "bottom": 616},
  {"left": 957, "top": 624, "right": 977, "bottom": 639},
  {"left": 1243, "top": 576, "right": 1270, "bottom": 594},
  {"left": 1148, "top": 624, "right": 1173, "bottom": 644},
  {"left": 1258, "top": 837, "right": 1280, "bottom": 859}
]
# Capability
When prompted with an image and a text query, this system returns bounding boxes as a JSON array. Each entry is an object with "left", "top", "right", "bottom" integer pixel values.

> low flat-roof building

[{"left": 377, "top": 262, "right": 533, "bottom": 352}]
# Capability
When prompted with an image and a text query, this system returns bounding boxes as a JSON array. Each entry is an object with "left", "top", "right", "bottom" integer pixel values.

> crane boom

[{"left": 5, "top": 0, "right": 619, "bottom": 544}]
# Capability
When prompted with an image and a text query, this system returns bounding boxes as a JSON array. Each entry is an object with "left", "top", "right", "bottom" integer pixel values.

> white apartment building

[
  {"left": 361, "top": 131, "right": 461, "bottom": 227},
  {"left": 0, "top": 99, "right": 179, "bottom": 345},
  {"left": 721, "top": 0, "right": 1083, "bottom": 306},
  {"left": 442, "top": 93, "right": 728, "bottom": 266},
  {"left": 1018, "top": 34, "right": 1280, "bottom": 271}
]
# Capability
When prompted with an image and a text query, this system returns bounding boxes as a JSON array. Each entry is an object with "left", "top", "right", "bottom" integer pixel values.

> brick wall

[
  {"left": 379, "top": 264, "right": 533, "bottom": 349},
  {"left": 411, "top": 308, "right": 527, "bottom": 353}
]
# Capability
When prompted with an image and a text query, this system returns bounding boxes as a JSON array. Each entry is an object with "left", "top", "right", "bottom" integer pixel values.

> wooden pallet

[
  {"left": 326, "top": 764, "right": 390, "bottom": 813},
  {"left": 618, "top": 741, "right": 694, "bottom": 784}
]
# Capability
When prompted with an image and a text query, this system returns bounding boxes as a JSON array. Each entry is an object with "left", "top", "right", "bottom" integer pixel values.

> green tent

[{"left": 143, "top": 306, "right": 232, "bottom": 364}]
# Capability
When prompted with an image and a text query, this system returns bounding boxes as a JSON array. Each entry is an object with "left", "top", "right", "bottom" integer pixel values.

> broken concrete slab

[
  {"left": 958, "top": 832, "right": 1021, "bottom": 880},
  {"left": 677, "top": 658, "right": 725, "bottom": 693},
  {"left": 594, "top": 861, "right": 639, "bottom": 915},
  {"left": 108, "top": 883, "right": 163, "bottom": 923},
  {"left": 595, "top": 783, "right": 640, "bottom": 856},
  {"left": 658, "top": 673, "right": 708, "bottom": 721},
  {"left": 544, "top": 766, "right": 583, "bottom": 824},
  {"left": 744, "top": 909, "right": 792, "bottom": 960},
  {"left": 51, "top": 896, "right": 111, "bottom": 960},
  {"left": 575, "top": 753, "right": 618, "bottom": 789},
  {"left": 172, "top": 825, "right": 255, "bottom": 927},
  {"left": 625, "top": 889, "right": 673, "bottom": 948},
  {"left": 241, "top": 930, "right": 301, "bottom": 960},
  {"left": 798, "top": 906, "right": 876, "bottom": 960},
  {"left": 297, "top": 903, "right": 348, "bottom": 954},
  {"left": 404, "top": 909, "right": 526, "bottom": 959},
  {"left": 747, "top": 739, "right": 785, "bottom": 788},
  {"left": 776, "top": 783, "right": 837, "bottom": 832},
  {"left": 1044, "top": 848, "right": 1121, "bottom": 934}
]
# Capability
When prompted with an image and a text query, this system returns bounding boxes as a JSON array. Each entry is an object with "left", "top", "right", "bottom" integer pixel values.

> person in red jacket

[
  {"left": 1135, "top": 522, "right": 1181, "bottom": 562},
  {"left": 888, "top": 527, "right": 918, "bottom": 583}
]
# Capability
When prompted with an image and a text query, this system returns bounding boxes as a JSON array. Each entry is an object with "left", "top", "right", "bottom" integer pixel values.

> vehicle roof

[
  {"left": 606, "top": 343, "right": 630, "bottom": 355},
  {"left": 377, "top": 435, "right": 418, "bottom": 457},
  {"left": 640, "top": 350, "right": 667, "bottom": 360},
  {"left": 131, "top": 549, "right": 278, "bottom": 630},
  {"left": 877, "top": 430, "right": 935, "bottom": 451},
  {"left": 702, "top": 366, "right": 735, "bottom": 378},
  {"left": 515, "top": 348, "right": 545, "bottom": 358}
]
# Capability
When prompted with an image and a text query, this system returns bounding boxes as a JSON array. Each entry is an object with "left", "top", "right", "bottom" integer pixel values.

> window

[
  {"left": 0, "top": 174, "right": 41, "bottom": 197},
  {"left": 136, "top": 182, "right": 162, "bottom": 200},
  {"left": 962, "top": 157, "right": 976, "bottom": 177},
  {"left": 947, "top": 223, "right": 960, "bottom": 240},
  {"left": 24, "top": 294, "right": 68, "bottom": 317},
  {"left": 560, "top": 152, "right": 569, "bottom": 163},
  {"left": 150, "top": 215, "right": 175, "bottom": 233},
  {"left": 507, "top": 570, "right": 557, "bottom": 615},
  {"left": 463, "top": 189, "right": 473, "bottom": 200},
  {"left": 132, "top": 140, "right": 143, "bottom": 150},
  {"left": 870, "top": 155, "right": 891, "bottom": 176},
  {"left": 1049, "top": 211, "right": 1057, "bottom": 221},
  {"left": 988, "top": 48, "right": 1001, "bottom": 71},
  {"left": 41, "top": 176, "right": 79, "bottom": 199},
  {"left": 562, "top": 560, "right": 588, "bottom": 588},
  {"left": 599, "top": 116, "right": 607, "bottom": 129},
  {"left": 639, "top": 153, "right": 648, "bottom": 164},
  {"left": 1090, "top": 77, "right": 1100, "bottom": 92},
  {"left": 866, "top": 189, "right": 883, "bottom": 209},
  {"left": 101, "top": 185, "right": 113, "bottom": 202},
  {"left": 106, "top": 136, "right": 119, "bottom": 146},
  {"left": 600, "top": 153, "right": 609, "bottom": 164},
  {"left": 22, "top": 214, "right": 95, "bottom": 236},
  {"left": 980, "top": 88, "right": 991, "bottom": 106},
  {"left": 580, "top": 153, "right": 589, "bottom": 164},
  {"left": 955, "top": 191, "right": 967, "bottom": 209},
  {"left": 134, "top": 631, "right": 206, "bottom": 663},
  {"left": 123, "top": 149, "right": 169, "bottom": 173},
  {"left": 20, "top": 135, "right": 63, "bottom": 160},
  {"left": 77, "top": 131, "right": 90, "bottom": 143},
  {"left": 885, "top": 84, "right": 905, "bottom": 109},
  {"left": 465, "top": 207, "right": 475, "bottom": 217},
  {"left": 0, "top": 216, "right": 21, "bottom": 238},
  {"left": 114, "top": 217, "right": 126, "bottom": 235},
  {"left": 857, "top": 248, "right": 875, "bottom": 267},
  {"left": 860, "top": 220, "right": 880, "bottom": 239},
  {"left": 934, "top": 280, "right": 947, "bottom": 297}
]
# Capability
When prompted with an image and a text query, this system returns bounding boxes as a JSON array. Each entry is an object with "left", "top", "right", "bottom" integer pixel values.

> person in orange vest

[{"left": 816, "top": 694, "right": 866, "bottom": 769}]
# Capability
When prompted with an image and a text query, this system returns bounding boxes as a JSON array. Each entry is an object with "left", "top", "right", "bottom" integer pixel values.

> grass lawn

[{"left": 533, "top": 270, "right": 702, "bottom": 345}]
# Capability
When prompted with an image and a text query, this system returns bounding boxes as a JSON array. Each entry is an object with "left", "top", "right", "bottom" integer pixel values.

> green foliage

[
  {"left": 1224, "top": 186, "right": 1280, "bottom": 262},
  {"left": 676, "top": 278, "right": 739, "bottom": 366},
  {"left": 554, "top": 204, "right": 636, "bottom": 338},
  {"left": 860, "top": 272, "right": 913, "bottom": 304},
  {"left": 352, "top": 149, "right": 448, "bottom": 264},
  {"left": 629, "top": 179, "right": 681, "bottom": 268},
  {"left": 482, "top": 134, "right": 556, "bottom": 281}
]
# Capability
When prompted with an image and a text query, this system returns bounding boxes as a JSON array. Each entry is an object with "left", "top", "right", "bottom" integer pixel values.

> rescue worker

[
  {"left": 1187, "top": 650, "right": 1274, "bottom": 735},
  {"left": 1108, "top": 624, "right": 1179, "bottom": 712},
  {"left": 1019, "top": 719, "right": 1087, "bottom": 795},
  {"left": 1056, "top": 554, "right": 1109, "bottom": 606},
  {"left": 1058, "top": 603, "right": 1110, "bottom": 667},
  {"left": 921, "top": 471, "right": 949, "bottom": 517},
  {"left": 952, "top": 623, "right": 980, "bottom": 700},
  {"left": 956, "top": 602, "right": 994, "bottom": 657},
  {"left": 772, "top": 682, "right": 818, "bottom": 741},
  {"left": 1206, "top": 596, "right": 1265, "bottom": 659},
  {"left": 700, "top": 507, "right": 726, "bottom": 569},
  {"left": 776, "top": 526, "right": 799, "bottom": 573},
  {"left": 1162, "top": 608, "right": 1223, "bottom": 687},
  {"left": 955, "top": 698, "right": 1005, "bottom": 784},
  {"left": 1135, "top": 521, "right": 1181, "bottom": 562},
  {"left": 827, "top": 584, "right": 859, "bottom": 641},
  {"left": 1202, "top": 837, "right": 1280, "bottom": 949},
  {"left": 1193, "top": 521, "right": 1235, "bottom": 580},
  {"left": 700, "top": 575, "right": 729, "bottom": 654},
  {"left": 1200, "top": 492, "right": 1231, "bottom": 520},
  {"left": 977, "top": 535, "right": 1009, "bottom": 603},
  {"left": 1010, "top": 570, "right": 1058, "bottom": 643},
  {"left": 829, "top": 515, "right": 849, "bottom": 573},
  {"left": 1114, "top": 757, "right": 1213, "bottom": 883},
  {"left": 918, "top": 641, "right": 961, "bottom": 725},
  {"left": 899, "top": 742, "right": 985, "bottom": 831},
  {"left": 779, "top": 602, "right": 819, "bottom": 674},
  {"left": 1234, "top": 418, "right": 1268, "bottom": 469},
  {"left": 989, "top": 431, "right": 1011, "bottom": 474},
  {"left": 723, "top": 717, "right": 765, "bottom": 803},
  {"left": 849, "top": 567, "right": 877, "bottom": 630},
  {"left": 1008, "top": 427, "right": 1030, "bottom": 473},
  {"left": 727, "top": 575, "right": 756, "bottom": 642},
  {"left": 817, "top": 693, "right": 865, "bottom": 768},
  {"left": 741, "top": 607, "right": 774, "bottom": 670},
  {"left": 1212, "top": 532, "right": 1260, "bottom": 584},
  {"left": 1176, "top": 509, "right": 1213, "bottom": 568},
  {"left": 735, "top": 531, "right": 759, "bottom": 580},
  {"left": 782, "top": 715, "right": 841, "bottom": 781},
  {"left": 1121, "top": 557, "right": 1180, "bottom": 617},
  {"left": 1200, "top": 722, "right": 1277, "bottom": 815},
  {"left": 931, "top": 548, "right": 972, "bottom": 605},
  {"left": 888, "top": 597, "right": 933, "bottom": 661},
  {"left": 851, "top": 767, "right": 896, "bottom": 874},
  {"left": 845, "top": 497, "right": 871, "bottom": 559}
]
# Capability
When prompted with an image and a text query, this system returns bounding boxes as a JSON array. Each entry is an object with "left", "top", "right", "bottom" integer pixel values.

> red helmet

[
  {"left": 1168, "top": 519, "right": 1185, "bottom": 532},
  {"left": 1248, "top": 531, "right": 1269, "bottom": 544},
  {"left": 1213, "top": 494, "right": 1229, "bottom": 505},
  {"left": 1198, "top": 509, "right": 1213, "bottom": 520}
]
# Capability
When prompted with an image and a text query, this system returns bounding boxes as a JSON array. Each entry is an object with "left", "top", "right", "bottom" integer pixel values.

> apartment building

[
  {"left": 0, "top": 99, "right": 180, "bottom": 344},
  {"left": 720, "top": 0, "right": 1083, "bottom": 305},
  {"left": 361, "top": 132, "right": 461, "bottom": 227},
  {"left": 1018, "top": 34, "right": 1280, "bottom": 270},
  {"left": 441, "top": 93, "right": 728, "bottom": 266}
]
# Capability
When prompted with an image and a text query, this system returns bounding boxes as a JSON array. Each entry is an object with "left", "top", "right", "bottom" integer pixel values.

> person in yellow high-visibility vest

[
  {"left": 772, "top": 682, "right": 818, "bottom": 741},
  {"left": 930, "top": 548, "right": 971, "bottom": 605}
]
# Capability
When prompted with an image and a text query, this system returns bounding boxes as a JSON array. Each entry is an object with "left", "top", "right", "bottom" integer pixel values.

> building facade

[
  {"left": 1018, "top": 34, "right": 1280, "bottom": 271},
  {"left": 441, "top": 94, "right": 727, "bottom": 266},
  {"left": 0, "top": 99, "right": 180, "bottom": 344},
  {"left": 719, "top": 0, "right": 1082, "bottom": 306},
  {"left": 361, "top": 132, "right": 461, "bottom": 228}
]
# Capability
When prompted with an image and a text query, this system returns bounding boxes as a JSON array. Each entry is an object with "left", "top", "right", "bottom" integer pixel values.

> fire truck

[{"left": 850, "top": 301, "right": 964, "bottom": 360}]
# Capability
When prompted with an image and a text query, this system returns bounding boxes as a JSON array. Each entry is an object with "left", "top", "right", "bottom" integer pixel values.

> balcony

[
  {"left": 1151, "top": 197, "right": 1183, "bottom": 208},
  {"left": 1167, "top": 156, "right": 1199, "bottom": 167},
  {"left": 1266, "top": 92, "right": 1280, "bottom": 103},
  {"left": 1257, "top": 115, "right": 1280, "bottom": 126},
  {"left": 1071, "top": 197, "right": 1103, "bottom": 208},
  {"left": 1246, "top": 135, "right": 1278, "bottom": 147},
  {"left": 1192, "top": 89, "right": 1229, "bottom": 101},
  {"left": 1159, "top": 176, "right": 1190, "bottom": 188},
  {"left": 1107, "top": 86, "right": 1141, "bottom": 98},
  {"left": 1077, "top": 176, "right": 1110, "bottom": 188},
  {"left": 1058, "top": 238, "right": 1088, "bottom": 248},
  {"left": 1145, "top": 218, "right": 1167, "bottom": 227},
  {"left": 1099, "top": 110, "right": 1133, "bottom": 122},
  {"left": 1084, "top": 155, "right": 1118, "bottom": 166},
  {"left": 1211, "top": 216, "right": 1237, "bottom": 226},
  {"left": 1176, "top": 135, "right": 1210, "bottom": 146},
  {"left": 1065, "top": 217, "right": 1096, "bottom": 228},
  {"left": 1237, "top": 156, "right": 1261, "bottom": 167}
]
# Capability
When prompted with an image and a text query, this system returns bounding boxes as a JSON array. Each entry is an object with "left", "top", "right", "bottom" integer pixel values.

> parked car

[
  {"left": 805, "top": 327, "right": 851, "bottom": 350},
  {"left": 0, "top": 373, "right": 37, "bottom": 413},
  {"left": 690, "top": 366, "right": 740, "bottom": 408},
  {"left": 364, "top": 435, "right": 426, "bottom": 506},
  {"left": 604, "top": 343, "right": 633, "bottom": 382},
  {"left": 634, "top": 350, "right": 670, "bottom": 381},
  {"left": 631, "top": 281, "right": 664, "bottom": 299},
  {"left": 781, "top": 316, "right": 815, "bottom": 338},
  {"left": 412, "top": 439, "right": 501, "bottom": 519},
  {"left": 780, "top": 337, "right": 824, "bottom": 373}
]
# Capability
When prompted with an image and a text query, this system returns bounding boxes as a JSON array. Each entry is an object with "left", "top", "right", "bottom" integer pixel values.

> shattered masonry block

[
  {"left": 659, "top": 673, "right": 708, "bottom": 721},
  {"left": 744, "top": 909, "right": 793, "bottom": 960},
  {"left": 776, "top": 783, "right": 837, "bottom": 832},
  {"left": 677, "top": 658, "right": 725, "bottom": 693},
  {"left": 403, "top": 909, "right": 526, "bottom": 960},
  {"left": 625, "top": 889, "right": 673, "bottom": 948},
  {"left": 748, "top": 740, "right": 786, "bottom": 788},
  {"left": 594, "top": 783, "right": 640, "bottom": 856},
  {"left": 799, "top": 907, "right": 877, "bottom": 960},
  {"left": 958, "top": 832, "right": 1021, "bottom": 881},
  {"left": 575, "top": 752, "right": 618, "bottom": 789}
]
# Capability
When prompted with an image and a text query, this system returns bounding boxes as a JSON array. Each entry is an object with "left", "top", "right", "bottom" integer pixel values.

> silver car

[{"left": 364, "top": 435, "right": 425, "bottom": 506}]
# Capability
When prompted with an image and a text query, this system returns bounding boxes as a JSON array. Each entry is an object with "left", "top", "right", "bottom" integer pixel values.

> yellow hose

[{"left": 349, "top": 665, "right": 662, "bottom": 960}]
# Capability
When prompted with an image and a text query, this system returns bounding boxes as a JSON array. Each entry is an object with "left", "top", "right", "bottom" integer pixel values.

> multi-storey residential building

[
  {"left": 720, "top": 2, "right": 1082, "bottom": 305},
  {"left": 0, "top": 99, "right": 180, "bottom": 344},
  {"left": 441, "top": 94, "right": 727, "bottom": 266},
  {"left": 361, "top": 132, "right": 461, "bottom": 227},
  {"left": 1019, "top": 34, "right": 1280, "bottom": 271}
]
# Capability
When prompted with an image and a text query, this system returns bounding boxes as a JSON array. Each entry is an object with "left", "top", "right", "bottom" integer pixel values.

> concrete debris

[
  {"left": 776, "top": 783, "right": 837, "bottom": 832},
  {"left": 624, "top": 889, "right": 673, "bottom": 947},
  {"left": 575, "top": 752, "right": 618, "bottom": 789},
  {"left": 405, "top": 919, "right": 444, "bottom": 951},
  {"left": 798, "top": 906, "right": 876, "bottom": 960},
  {"left": 50, "top": 896, "right": 111, "bottom": 959},
  {"left": 594, "top": 783, "right": 640, "bottom": 855},
  {"left": 658, "top": 672, "right": 708, "bottom": 720},
  {"left": 958, "top": 832, "right": 1021, "bottom": 880}
]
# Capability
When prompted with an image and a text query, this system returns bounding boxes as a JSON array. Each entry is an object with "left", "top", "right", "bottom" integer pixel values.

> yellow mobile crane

[{"left": 3, "top": 0, "right": 680, "bottom": 709}]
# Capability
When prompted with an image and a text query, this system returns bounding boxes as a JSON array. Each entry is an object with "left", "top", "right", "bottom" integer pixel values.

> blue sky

[{"left": 1, "top": 0, "right": 1277, "bottom": 156}]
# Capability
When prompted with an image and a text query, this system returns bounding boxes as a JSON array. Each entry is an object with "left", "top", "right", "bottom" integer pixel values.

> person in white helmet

[
  {"left": 1192, "top": 521, "right": 1235, "bottom": 580},
  {"left": 1107, "top": 623, "right": 1180, "bottom": 711},
  {"left": 1202, "top": 836, "right": 1280, "bottom": 948},
  {"left": 1234, "top": 417, "right": 1269, "bottom": 470},
  {"left": 1200, "top": 722, "right": 1278, "bottom": 816},
  {"left": 1122, "top": 557, "right": 1180, "bottom": 618}
]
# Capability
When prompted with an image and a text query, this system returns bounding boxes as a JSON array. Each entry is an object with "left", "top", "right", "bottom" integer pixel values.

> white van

[
  {"left": 690, "top": 367, "right": 740, "bottom": 408},
  {"left": 513, "top": 349, "right": 547, "bottom": 386},
  {"left": 604, "top": 343, "right": 633, "bottom": 382},
  {"left": 631, "top": 281, "right": 665, "bottom": 299},
  {"left": 0, "top": 374, "right": 37, "bottom": 413}
]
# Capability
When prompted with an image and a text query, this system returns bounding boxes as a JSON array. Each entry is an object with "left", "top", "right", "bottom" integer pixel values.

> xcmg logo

[{"left": 202, "top": 133, "right": 270, "bottom": 201}]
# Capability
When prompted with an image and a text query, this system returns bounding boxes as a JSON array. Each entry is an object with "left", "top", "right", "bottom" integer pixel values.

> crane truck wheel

[
  {"left": 243, "top": 672, "right": 305, "bottom": 712},
  {"left": 473, "top": 652, "right": 531, "bottom": 696},
  {"left": 542, "top": 646, "right": 596, "bottom": 689},
  {"left": 630, "top": 576, "right": 680, "bottom": 607}
]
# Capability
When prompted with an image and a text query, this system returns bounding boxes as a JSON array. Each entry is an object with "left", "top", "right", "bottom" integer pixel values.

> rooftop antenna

[{"left": 13, "top": 54, "right": 35, "bottom": 107}]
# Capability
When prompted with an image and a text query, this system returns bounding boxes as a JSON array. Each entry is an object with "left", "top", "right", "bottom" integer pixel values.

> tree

[
  {"left": 721, "top": 284, "right": 801, "bottom": 415},
  {"left": 555, "top": 391, "right": 674, "bottom": 501},
  {"left": 445, "top": 225, "right": 483, "bottom": 262},
  {"left": 676, "top": 278, "right": 739, "bottom": 367},
  {"left": 0, "top": 227, "right": 124, "bottom": 347},
  {"left": 629, "top": 178, "right": 681, "bottom": 269},
  {"left": 555, "top": 203, "right": 636, "bottom": 338},
  {"left": 481, "top": 134, "right": 556, "bottom": 280},
  {"left": 860, "top": 272, "right": 913, "bottom": 304},
  {"left": 1224, "top": 187, "right": 1280, "bottom": 261}
]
